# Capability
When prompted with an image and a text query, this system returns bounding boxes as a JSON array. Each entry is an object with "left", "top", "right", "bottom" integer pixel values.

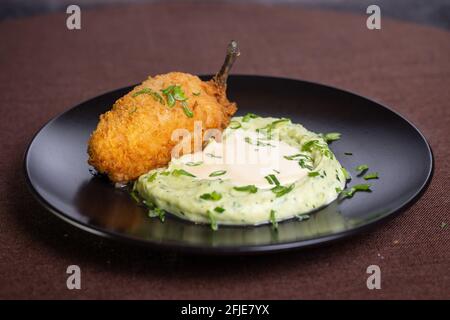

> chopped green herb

[
  {"left": 130, "top": 190, "right": 140, "bottom": 203},
  {"left": 200, "top": 191, "right": 222, "bottom": 201},
  {"left": 265, "top": 174, "right": 280, "bottom": 186},
  {"left": 181, "top": 104, "right": 194, "bottom": 118},
  {"left": 229, "top": 121, "right": 241, "bottom": 129},
  {"left": 257, "top": 118, "right": 290, "bottom": 136},
  {"left": 355, "top": 164, "right": 369, "bottom": 175},
  {"left": 185, "top": 161, "right": 203, "bottom": 166},
  {"left": 323, "top": 132, "right": 341, "bottom": 143},
  {"left": 132, "top": 88, "right": 165, "bottom": 105},
  {"left": 296, "top": 214, "right": 310, "bottom": 221},
  {"left": 161, "top": 84, "right": 188, "bottom": 108},
  {"left": 341, "top": 184, "right": 372, "bottom": 198},
  {"left": 335, "top": 187, "right": 342, "bottom": 193},
  {"left": 344, "top": 152, "right": 353, "bottom": 155},
  {"left": 271, "top": 184, "right": 294, "bottom": 197},
  {"left": 233, "top": 185, "right": 258, "bottom": 193},
  {"left": 206, "top": 153, "right": 222, "bottom": 159},
  {"left": 342, "top": 167, "right": 351, "bottom": 181},
  {"left": 160, "top": 171, "right": 170, "bottom": 176},
  {"left": 270, "top": 210, "right": 278, "bottom": 230},
  {"left": 172, "top": 169, "right": 196, "bottom": 178},
  {"left": 214, "top": 206, "right": 225, "bottom": 213},
  {"left": 301, "top": 140, "right": 320, "bottom": 152},
  {"left": 207, "top": 210, "right": 218, "bottom": 231},
  {"left": 298, "top": 159, "right": 314, "bottom": 171},
  {"left": 284, "top": 154, "right": 302, "bottom": 160},
  {"left": 363, "top": 172, "right": 379, "bottom": 180},
  {"left": 244, "top": 137, "right": 274, "bottom": 147},
  {"left": 166, "top": 93, "right": 175, "bottom": 107},
  {"left": 161, "top": 85, "right": 175, "bottom": 95},
  {"left": 209, "top": 170, "right": 227, "bottom": 177},
  {"left": 142, "top": 199, "right": 155, "bottom": 209},
  {"left": 172, "top": 86, "right": 188, "bottom": 101},
  {"left": 284, "top": 153, "right": 311, "bottom": 161},
  {"left": 273, "top": 169, "right": 280, "bottom": 174},
  {"left": 148, "top": 207, "right": 165, "bottom": 222},
  {"left": 192, "top": 91, "right": 201, "bottom": 96},
  {"left": 242, "top": 113, "right": 259, "bottom": 122},
  {"left": 308, "top": 171, "right": 320, "bottom": 177},
  {"left": 301, "top": 140, "right": 333, "bottom": 158},
  {"left": 146, "top": 172, "right": 158, "bottom": 182}
]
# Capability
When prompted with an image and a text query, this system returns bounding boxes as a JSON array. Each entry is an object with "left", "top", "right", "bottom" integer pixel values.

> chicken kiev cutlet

[{"left": 88, "top": 41, "right": 240, "bottom": 183}]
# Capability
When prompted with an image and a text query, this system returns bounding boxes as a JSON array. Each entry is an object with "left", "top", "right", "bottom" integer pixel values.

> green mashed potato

[{"left": 134, "top": 116, "right": 346, "bottom": 228}]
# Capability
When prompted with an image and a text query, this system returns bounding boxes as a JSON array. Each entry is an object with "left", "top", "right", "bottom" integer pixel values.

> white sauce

[{"left": 175, "top": 129, "right": 308, "bottom": 189}]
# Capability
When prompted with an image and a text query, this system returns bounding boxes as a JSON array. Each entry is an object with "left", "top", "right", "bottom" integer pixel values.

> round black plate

[{"left": 24, "top": 75, "right": 433, "bottom": 254}]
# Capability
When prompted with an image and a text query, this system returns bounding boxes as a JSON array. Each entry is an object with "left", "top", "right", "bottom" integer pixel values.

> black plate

[{"left": 24, "top": 75, "right": 433, "bottom": 254}]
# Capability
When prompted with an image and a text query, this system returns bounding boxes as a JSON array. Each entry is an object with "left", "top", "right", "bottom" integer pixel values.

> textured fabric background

[{"left": 0, "top": 2, "right": 449, "bottom": 299}]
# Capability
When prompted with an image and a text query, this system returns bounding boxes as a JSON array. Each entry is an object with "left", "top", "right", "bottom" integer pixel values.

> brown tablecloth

[{"left": 0, "top": 2, "right": 449, "bottom": 299}]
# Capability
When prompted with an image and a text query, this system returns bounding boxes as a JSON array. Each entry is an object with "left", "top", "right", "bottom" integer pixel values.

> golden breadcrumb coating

[{"left": 87, "top": 72, "right": 237, "bottom": 183}]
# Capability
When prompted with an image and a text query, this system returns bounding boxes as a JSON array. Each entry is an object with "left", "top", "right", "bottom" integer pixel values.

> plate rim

[{"left": 23, "top": 74, "right": 434, "bottom": 254}]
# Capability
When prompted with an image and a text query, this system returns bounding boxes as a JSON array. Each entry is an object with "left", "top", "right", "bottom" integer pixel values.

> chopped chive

[
  {"left": 335, "top": 187, "right": 342, "bottom": 193},
  {"left": 181, "top": 103, "right": 194, "bottom": 118},
  {"left": 229, "top": 120, "right": 241, "bottom": 129},
  {"left": 257, "top": 118, "right": 290, "bottom": 135},
  {"left": 308, "top": 171, "right": 320, "bottom": 177},
  {"left": 271, "top": 184, "right": 294, "bottom": 197},
  {"left": 172, "top": 86, "right": 188, "bottom": 101},
  {"left": 161, "top": 84, "right": 187, "bottom": 107},
  {"left": 242, "top": 113, "right": 259, "bottom": 122},
  {"left": 132, "top": 88, "right": 165, "bottom": 105},
  {"left": 342, "top": 167, "right": 351, "bottom": 181},
  {"left": 233, "top": 185, "right": 258, "bottom": 193},
  {"left": 200, "top": 191, "right": 222, "bottom": 201},
  {"left": 363, "top": 172, "right": 379, "bottom": 180},
  {"left": 284, "top": 153, "right": 311, "bottom": 160},
  {"left": 207, "top": 210, "right": 218, "bottom": 231},
  {"left": 160, "top": 171, "right": 170, "bottom": 176},
  {"left": 161, "top": 85, "right": 175, "bottom": 95},
  {"left": 146, "top": 172, "right": 158, "bottom": 182},
  {"left": 130, "top": 190, "right": 140, "bottom": 203},
  {"left": 301, "top": 140, "right": 320, "bottom": 152},
  {"left": 185, "top": 161, "right": 203, "bottom": 166},
  {"left": 323, "top": 132, "right": 341, "bottom": 143},
  {"left": 341, "top": 184, "right": 372, "bottom": 198},
  {"left": 298, "top": 159, "right": 314, "bottom": 171},
  {"left": 172, "top": 169, "right": 196, "bottom": 177},
  {"left": 206, "top": 153, "right": 222, "bottom": 159},
  {"left": 148, "top": 207, "right": 165, "bottom": 222},
  {"left": 166, "top": 94, "right": 175, "bottom": 107},
  {"left": 270, "top": 210, "right": 278, "bottom": 230},
  {"left": 214, "top": 206, "right": 225, "bottom": 213},
  {"left": 296, "top": 214, "right": 310, "bottom": 221},
  {"left": 355, "top": 164, "right": 369, "bottom": 175},
  {"left": 264, "top": 174, "right": 280, "bottom": 186},
  {"left": 209, "top": 170, "right": 227, "bottom": 177},
  {"left": 301, "top": 140, "right": 333, "bottom": 158},
  {"left": 245, "top": 137, "right": 275, "bottom": 147}
]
